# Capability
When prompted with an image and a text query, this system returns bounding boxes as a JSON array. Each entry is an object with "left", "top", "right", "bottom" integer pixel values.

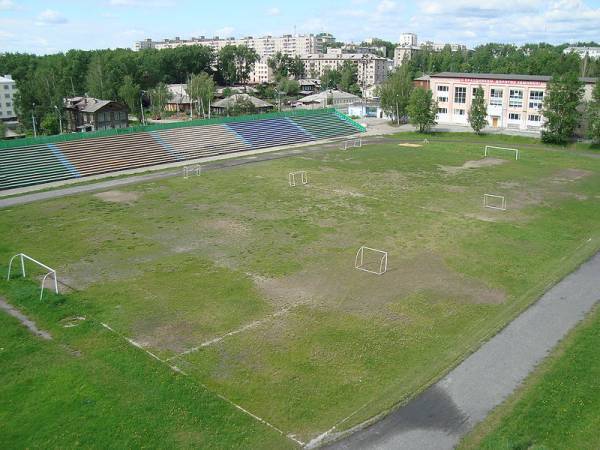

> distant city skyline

[{"left": 0, "top": 0, "right": 599, "bottom": 54}]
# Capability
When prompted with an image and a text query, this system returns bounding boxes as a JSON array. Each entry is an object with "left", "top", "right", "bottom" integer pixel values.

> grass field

[
  {"left": 1, "top": 136, "right": 600, "bottom": 446},
  {"left": 458, "top": 306, "right": 600, "bottom": 450}
]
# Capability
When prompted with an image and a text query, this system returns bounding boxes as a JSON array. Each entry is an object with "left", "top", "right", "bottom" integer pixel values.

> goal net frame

[
  {"left": 355, "top": 246, "right": 388, "bottom": 275},
  {"left": 288, "top": 171, "right": 308, "bottom": 187},
  {"left": 483, "top": 194, "right": 507, "bottom": 211},
  {"left": 183, "top": 165, "right": 202, "bottom": 178},
  {"left": 341, "top": 138, "right": 362, "bottom": 150},
  {"left": 7, "top": 253, "right": 59, "bottom": 300},
  {"left": 484, "top": 145, "right": 519, "bottom": 160}
]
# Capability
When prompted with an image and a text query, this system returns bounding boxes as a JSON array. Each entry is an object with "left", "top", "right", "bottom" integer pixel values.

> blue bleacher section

[{"left": 225, "top": 118, "right": 313, "bottom": 149}]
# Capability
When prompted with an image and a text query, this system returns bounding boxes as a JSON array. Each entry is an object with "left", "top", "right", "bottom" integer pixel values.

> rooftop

[
  {"left": 430, "top": 72, "right": 598, "bottom": 83},
  {"left": 211, "top": 94, "right": 273, "bottom": 109},
  {"left": 299, "top": 89, "right": 361, "bottom": 103}
]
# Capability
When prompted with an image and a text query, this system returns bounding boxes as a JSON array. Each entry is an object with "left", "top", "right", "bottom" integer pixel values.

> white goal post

[
  {"left": 341, "top": 138, "right": 362, "bottom": 150},
  {"left": 183, "top": 165, "right": 202, "bottom": 178},
  {"left": 484, "top": 145, "right": 519, "bottom": 160},
  {"left": 355, "top": 246, "right": 388, "bottom": 275},
  {"left": 288, "top": 171, "right": 308, "bottom": 187},
  {"left": 483, "top": 194, "right": 507, "bottom": 211},
  {"left": 7, "top": 253, "right": 59, "bottom": 300}
]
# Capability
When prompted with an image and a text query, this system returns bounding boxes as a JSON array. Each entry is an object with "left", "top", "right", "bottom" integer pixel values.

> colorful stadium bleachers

[{"left": 0, "top": 109, "right": 364, "bottom": 191}]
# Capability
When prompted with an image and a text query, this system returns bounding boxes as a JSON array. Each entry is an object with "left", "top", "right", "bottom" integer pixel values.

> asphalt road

[{"left": 325, "top": 251, "right": 600, "bottom": 450}]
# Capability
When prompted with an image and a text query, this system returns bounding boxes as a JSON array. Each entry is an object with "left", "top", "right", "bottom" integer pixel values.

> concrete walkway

[{"left": 325, "top": 252, "right": 600, "bottom": 450}]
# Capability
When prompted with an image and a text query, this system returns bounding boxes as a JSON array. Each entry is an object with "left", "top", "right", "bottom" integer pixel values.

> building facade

[
  {"left": 420, "top": 72, "right": 598, "bottom": 132},
  {"left": 64, "top": 97, "right": 129, "bottom": 132},
  {"left": 0, "top": 75, "right": 17, "bottom": 120},
  {"left": 301, "top": 50, "right": 393, "bottom": 89},
  {"left": 393, "top": 33, "right": 467, "bottom": 67},
  {"left": 563, "top": 46, "right": 600, "bottom": 59}
]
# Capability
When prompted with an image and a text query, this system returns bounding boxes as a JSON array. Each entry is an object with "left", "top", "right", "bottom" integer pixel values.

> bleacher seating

[{"left": 0, "top": 109, "right": 363, "bottom": 191}]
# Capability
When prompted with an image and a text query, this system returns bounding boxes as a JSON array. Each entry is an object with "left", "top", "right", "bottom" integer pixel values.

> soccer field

[{"left": 2, "top": 138, "right": 600, "bottom": 446}]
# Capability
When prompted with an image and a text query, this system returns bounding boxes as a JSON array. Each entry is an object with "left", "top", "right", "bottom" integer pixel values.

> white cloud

[
  {"left": 36, "top": 9, "right": 68, "bottom": 25},
  {"left": 266, "top": 7, "right": 281, "bottom": 16},
  {"left": 0, "top": 0, "right": 15, "bottom": 10},
  {"left": 215, "top": 26, "right": 235, "bottom": 37}
]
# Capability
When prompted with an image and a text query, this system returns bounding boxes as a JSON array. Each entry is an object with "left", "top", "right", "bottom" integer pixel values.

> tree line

[{"left": 0, "top": 44, "right": 260, "bottom": 134}]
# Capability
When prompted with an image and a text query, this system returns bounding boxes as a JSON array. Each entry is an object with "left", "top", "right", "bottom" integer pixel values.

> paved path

[
  {"left": 325, "top": 252, "right": 600, "bottom": 450},
  {"left": 0, "top": 297, "right": 52, "bottom": 340}
]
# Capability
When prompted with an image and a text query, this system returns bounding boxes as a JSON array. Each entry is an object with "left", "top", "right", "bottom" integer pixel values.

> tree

[
  {"left": 186, "top": 72, "right": 215, "bottom": 118},
  {"left": 217, "top": 45, "right": 259, "bottom": 86},
  {"left": 587, "top": 80, "right": 600, "bottom": 144},
  {"left": 267, "top": 52, "right": 292, "bottom": 81},
  {"left": 277, "top": 78, "right": 300, "bottom": 97},
  {"left": 377, "top": 66, "right": 413, "bottom": 125},
  {"left": 227, "top": 97, "right": 257, "bottom": 116},
  {"left": 118, "top": 75, "right": 141, "bottom": 120},
  {"left": 468, "top": 85, "right": 488, "bottom": 134},
  {"left": 407, "top": 87, "right": 437, "bottom": 133},
  {"left": 320, "top": 68, "right": 341, "bottom": 90},
  {"left": 289, "top": 56, "right": 305, "bottom": 79},
  {"left": 217, "top": 45, "right": 238, "bottom": 86},
  {"left": 148, "top": 82, "right": 171, "bottom": 118},
  {"left": 339, "top": 61, "right": 361, "bottom": 96},
  {"left": 0, "top": 120, "right": 6, "bottom": 139},
  {"left": 40, "top": 112, "right": 59, "bottom": 135},
  {"left": 542, "top": 72, "right": 584, "bottom": 144}
]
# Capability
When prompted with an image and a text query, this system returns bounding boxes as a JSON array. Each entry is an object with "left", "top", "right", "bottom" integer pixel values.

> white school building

[{"left": 417, "top": 72, "right": 597, "bottom": 132}]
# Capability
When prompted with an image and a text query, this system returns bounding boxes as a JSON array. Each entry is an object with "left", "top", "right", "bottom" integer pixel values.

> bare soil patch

[
  {"left": 398, "top": 143, "right": 423, "bottom": 148},
  {"left": 94, "top": 190, "right": 140, "bottom": 204},
  {"left": 207, "top": 219, "right": 249, "bottom": 237},
  {"left": 439, "top": 158, "right": 507, "bottom": 175},
  {"left": 551, "top": 168, "right": 593, "bottom": 183}
]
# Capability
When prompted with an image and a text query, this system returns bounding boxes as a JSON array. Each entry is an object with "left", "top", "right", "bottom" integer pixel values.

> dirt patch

[
  {"left": 135, "top": 320, "right": 200, "bottom": 353},
  {"left": 252, "top": 252, "right": 506, "bottom": 318},
  {"left": 398, "top": 143, "right": 423, "bottom": 148},
  {"left": 439, "top": 158, "right": 507, "bottom": 175},
  {"left": 551, "top": 168, "right": 593, "bottom": 183},
  {"left": 206, "top": 219, "right": 249, "bottom": 237},
  {"left": 331, "top": 188, "right": 367, "bottom": 198},
  {"left": 94, "top": 190, "right": 140, "bottom": 204},
  {"left": 61, "top": 316, "right": 86, "bottom": 328}
]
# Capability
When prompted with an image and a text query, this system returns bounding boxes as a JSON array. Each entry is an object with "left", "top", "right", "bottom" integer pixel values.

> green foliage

[
  {"left": 267, "top": 52, "right": 291, "bottom": 81},
  {"left": 148, "top": 82, "right": 171, "bottom": 118},
  {"left": 361, "top": 38, "right": 395, "bottom": 58},
  {"left": 118, "top": 75, "right": 141, "bottom": 120},
  {"left": 227, "top": 97, "right": 257, "bottom": 116},
  {"left": 277, "top": 78, "right": 300, "bottom": 97},
  {"left": 255, "top": 83, "right": 276, "bottom": 100},
  {"left": 217, "top": 45, "right": 259, "bottom": 86},
  {"left": 0, "top": 121, "right": 5, "bottom": 139},
  {"left": 542, "top": 72, "right": 584, "bottom": 144},
  {"left": 407, "top": 87, "right": 438, "bottom": 133},
  {"left": 320, "top": 68, "right": 342, "bottom": 90},
  {"left": 39, "top": 112, "right": 59, "bottom": 135},
  {"left": 468, "top": 86, "right": 488, "bottom": 134},
  {"left": 339, "top": 61, "right": 361, "bottom": 96},
  {"left": 289, "top": 56, "right": 305, "bottom": 79},
  {"left": 377, "top": 65, "right": 413, "bottom": 124},
  {"left": 186, "top": 72, "right": 215, "bottom": 118},
  {"left": 587, "top": 80, "right": 600, "bottom": 144}
]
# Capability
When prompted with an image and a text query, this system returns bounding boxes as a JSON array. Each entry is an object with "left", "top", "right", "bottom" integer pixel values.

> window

[
  {"left": 472, "top": 87, "right": 484, "bottom": 96},
  {"left": 4, "top": 93, "right": 9, "bottom": 98},
  {"left": 5, "top": 102, "right": 11, "bottom": 107},
  {"left": 528, "top": 114, "right": 541, "bottom": 122},
  {"left": 508, "top": 113, "right": 521, "bottom": 121},
  {"left": 437, "top": 94, "right": 448, "bottom": 103},
  {"left": 454, "top": 87, "right": 466, "bottom": 104},
  {"left": 509, "top": 89, "right": 523, "bottom": 108},
  {"left": 6, "top": 110, "right": 12, "bottom": 116},
  {"left": 3, "top": 85, "right": 8, "bottom": 90},
  {"left": 529, "top": 90, "right": 544, "bottom": 109},
  {"left": 453, "top": 108, "right": 465, "bottom": 116},
  {"left": 438, "top": 107, "right": 448, "bottom": 114},
  {"left": 437, "top": 85, "right": 449, "bottom": 92},
  {"left": 490, "top": 88, "right": 503, "bottom": 106}
]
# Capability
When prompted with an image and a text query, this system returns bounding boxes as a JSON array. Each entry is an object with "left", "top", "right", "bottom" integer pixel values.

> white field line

[
  {"left": 99, "top": 321, "right": 303, "bottom": 446},
  {"left": 168, "top": 305, "right": 303, "bottom": 361}
]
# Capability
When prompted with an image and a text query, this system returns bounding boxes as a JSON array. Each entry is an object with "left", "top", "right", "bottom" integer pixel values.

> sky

[{"left": 0, "top": 0, "right": 599, "bottom": 54}]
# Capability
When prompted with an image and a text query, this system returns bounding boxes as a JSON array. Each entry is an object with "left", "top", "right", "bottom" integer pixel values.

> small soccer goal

[
  {"left": 484, "top": 145, "right": 519, "bottom": 160},
  {"left": 7, "top": 253, "right": 59, "bottom": 300},
  {"left": 288, "top": 171, "right": 308, "bottom": 187},
  {"left": 483, "top": 194, "right": 507, "bottom": 211},
  {"left": 341, "top": 138, "right": 362, "bottom": 150},
  {"left": 355, "top": 246, "right": 388, "bottom": 275},
  {"left": 183, "top": 165, "right": 202, "bottom": 178}
]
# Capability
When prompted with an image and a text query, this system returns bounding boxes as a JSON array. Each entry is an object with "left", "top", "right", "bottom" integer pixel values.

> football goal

[
  {"left": 7, "top": 253, "right": 59, "bottom": 300},
  {"left": 289, "top": 171, "right": 308, "bottom": 187},
  {"left": 341, "top": 138, "right": 362, "bottom": 150},
  {"left": 483, "top": 194, "right": 507, "bottom": 211},
  {"left": 183, "top": 165, "right": 202, "bottom": 178},
  {"left": 484, "top": 145, "right": 519, "bottom": 160},
  {"left": 355, "top": 246, "right": 388, "bottom": 275}
]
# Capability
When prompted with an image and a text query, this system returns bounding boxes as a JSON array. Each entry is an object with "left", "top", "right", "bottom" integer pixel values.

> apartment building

[
  {"left": 419, "top": 72, "right": 598, "bottom": 132},
  {"left": 394, "top": 33, "right": 466, "bottom": 67},
  {"left": 301, "top": 49, "right": 393, "bottom": 89},
  {"left": 563, "top": 46, "right": 600, "bottom": 60},
  {"left": 0, "top": 75, "right": 17, "bottom": 120}
]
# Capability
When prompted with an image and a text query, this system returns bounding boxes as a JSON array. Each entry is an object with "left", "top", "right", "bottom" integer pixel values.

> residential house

[{"left": 64, "top": 97, "right": 129, "bottom": 132}]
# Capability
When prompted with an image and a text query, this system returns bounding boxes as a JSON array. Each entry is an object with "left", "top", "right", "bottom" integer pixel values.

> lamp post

[
  {"left": 31, "top": 103, "right": 37, "bottom": 138},
  {"left": 53, "top": 105, "right": 63, "bottom": 134},
  {"left": 139, "top": 90, "right": 146, "bottom": 126}
]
